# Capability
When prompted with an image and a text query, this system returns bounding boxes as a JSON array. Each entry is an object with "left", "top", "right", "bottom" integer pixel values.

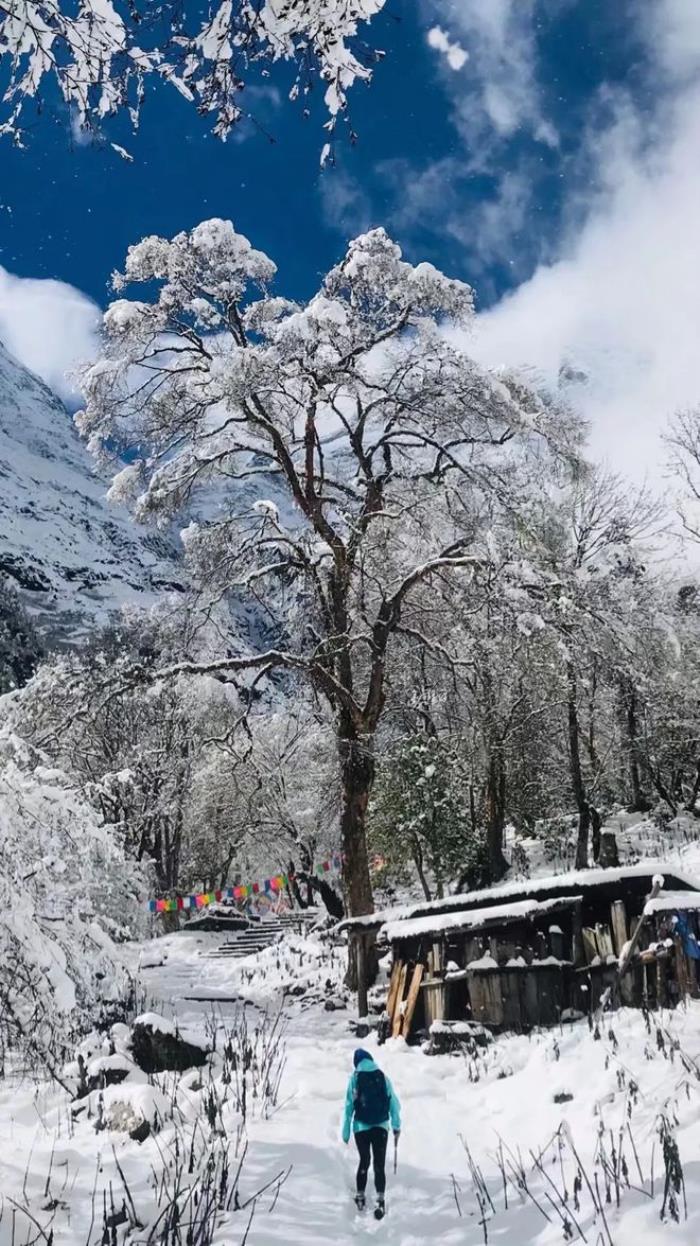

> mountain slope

[{"left": 0, "top": 341, "right": 182, "bottom": 638}]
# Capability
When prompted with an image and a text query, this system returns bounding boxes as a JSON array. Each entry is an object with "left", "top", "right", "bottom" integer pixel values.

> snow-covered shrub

[{"left": 0, "top": 723, "right": 148, "bottom": 1075}]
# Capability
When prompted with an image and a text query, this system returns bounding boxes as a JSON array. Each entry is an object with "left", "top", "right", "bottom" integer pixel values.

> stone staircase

[{"left": 203, "top": 910, "right": 320, "bottom": 960}]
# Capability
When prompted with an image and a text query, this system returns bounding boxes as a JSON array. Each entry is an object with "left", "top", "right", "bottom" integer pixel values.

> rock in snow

[
  {"left": 0, "top": 341, "right": 182, "bottom": 638},
  {"left": 130, "top": 1014, "right": 209, "bottom": 1074}
]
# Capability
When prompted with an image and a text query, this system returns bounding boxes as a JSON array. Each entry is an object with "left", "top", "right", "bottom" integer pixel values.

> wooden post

[
  {"left": 571, "top": 899, "right": 584, "bottom": 967},
  {"left": 611, "top": 900, "right": 634, "bottom": 1005},
  {"left": 357, "top": 934, "right": 368, "bottom": 1019},
  {"left": 674, "top": 936, "right": 688, "bottom": 1002},
  {"left": 610, "top": 901, "right": 628, "bottom": 957},
  {"left": 656, "top": 953, "right": 669, "bottom": 1008}
]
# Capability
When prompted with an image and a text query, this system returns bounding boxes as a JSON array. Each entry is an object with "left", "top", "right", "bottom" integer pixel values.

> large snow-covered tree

[
  {"left": 77, "top": 219, "right": 581, "bottom": 918},
  {"left": 0, "top": 0, "right": 386, "bottom": 143}
]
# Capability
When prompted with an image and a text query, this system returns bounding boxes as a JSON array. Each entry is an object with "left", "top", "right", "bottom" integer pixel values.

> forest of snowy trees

[
  {"left": 4, "top": 3, "right": 700, "bottom": 1244},
  {"left": 4, "top": 218, "right": 700, "bottom": 935}
]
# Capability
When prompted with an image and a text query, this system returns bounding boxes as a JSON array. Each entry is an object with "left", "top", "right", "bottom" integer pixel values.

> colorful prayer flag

[{"left": 147, "top": 850, "right": 342, "bottom": 912}]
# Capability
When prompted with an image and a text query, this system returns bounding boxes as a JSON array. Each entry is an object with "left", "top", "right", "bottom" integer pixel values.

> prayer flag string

[{"left": 147, "top": 853, "right": 343, "bottom": 913}]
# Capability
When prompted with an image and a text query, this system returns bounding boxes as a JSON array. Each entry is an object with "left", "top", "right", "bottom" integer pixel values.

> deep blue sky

[{"left": 0, "top": 1, "right": 648, "bottom": 313}]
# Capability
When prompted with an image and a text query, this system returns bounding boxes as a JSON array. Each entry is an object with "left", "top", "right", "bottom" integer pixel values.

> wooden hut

[{"left": 338, "top": 864, "right": 700, "bottom": 1039}]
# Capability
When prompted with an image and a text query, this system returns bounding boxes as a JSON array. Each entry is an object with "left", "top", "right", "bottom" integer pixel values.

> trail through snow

[
  {"left": 143, "top": 933, "right": 468, "bottom": 1244},
  {"left": 139, "top": 929, "right": 700, "bottom": 1245}
]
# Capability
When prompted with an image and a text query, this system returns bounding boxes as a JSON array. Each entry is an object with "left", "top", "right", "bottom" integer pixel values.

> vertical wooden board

[
  {"left": 610, "top": 901, "right": 629, "bottom": 957},
  {"left": 424, "top": 982, "right": 446, "bottom": 1030},
  {"left": 687, "top": 914, "right": 700, "bottom": 998},
  {"left": 522, "top": 969, "right": 541, "bottom": 1029},
  {"left": 572, "top": 901, "right": 584, "bottom": 967},
  {"left": 468, "top": 970, "right": 503, "bottom": 1027},
  {"left": 502, "top": 971, "right": 524, "bottom": 1031},
  {"left": 487, "top": 973, "right": 504, "bottom": 1026},
  {"left": 467, "top": 973, "right": 487, "bottom": 1024},
  {"left": 385, "top": 960, "right": 403, "bottom": 1021},
  {"left": 538, "top": 969, "right": 564, "bottom": 1027},
  {"left": 391, "top": 964, "right": 408, "bottom": 1037},
  {"left": 401, "top": 963, "right": 425, "bottom": 1037},
  {"left": 674, "top": 937, "right": 688, "bottom": 1001},
  {"left": 652, "top": 956, "right": 662, "bottom": 1006}
]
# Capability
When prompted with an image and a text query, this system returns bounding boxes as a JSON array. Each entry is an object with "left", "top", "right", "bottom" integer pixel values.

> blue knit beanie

[{"left": 354, "top": 1047, "right": 372, "bottom": 1067}]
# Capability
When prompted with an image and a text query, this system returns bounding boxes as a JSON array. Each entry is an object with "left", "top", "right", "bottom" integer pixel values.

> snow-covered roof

[
  {"left": 382, "top": 895, "right": 583, "bottom": 942},
  {"left": 338, "top": 862, "right": 700, "bottom": 935},
  {"left": 645, "top": 890, "right": 700, "bottom": 915}
]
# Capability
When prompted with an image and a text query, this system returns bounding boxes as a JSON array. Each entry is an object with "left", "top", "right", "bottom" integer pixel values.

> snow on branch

[
  {"left": 0, "top": 0, "right": 387, "bottom": 142},
  {"left": 0, "top": 725, "right": 148, "bottom": 1071}
]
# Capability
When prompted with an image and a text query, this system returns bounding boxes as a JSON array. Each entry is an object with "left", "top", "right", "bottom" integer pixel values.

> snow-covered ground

[{"left": 5, "top": 918, "right": 700, "bottom": 1245}]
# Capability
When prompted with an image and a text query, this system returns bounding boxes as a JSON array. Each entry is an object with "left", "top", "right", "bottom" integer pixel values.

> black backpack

[{"left": 354, "top": 1069, "right": 390, "bottom": 1126}]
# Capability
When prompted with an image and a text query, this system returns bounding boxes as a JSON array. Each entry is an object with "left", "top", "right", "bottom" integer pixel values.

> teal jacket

[{"left": 342, "top": 1057, "right": 401, "bottom": 1143}]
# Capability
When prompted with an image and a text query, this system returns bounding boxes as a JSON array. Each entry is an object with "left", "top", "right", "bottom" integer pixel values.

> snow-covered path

[
  {"left": 4, "top": 926, "right": 700, "bottom": 1243},
  {"left": 143, "top": 934, "right": 468, "bottom": 1244},
  {"left": 141, "top": 930, "right": 700, "bottom": 1246}
]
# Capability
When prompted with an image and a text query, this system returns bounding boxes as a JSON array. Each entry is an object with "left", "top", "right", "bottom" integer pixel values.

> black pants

[{"left": 354, "top": 1127, "right": 388, "bottom": 1196}]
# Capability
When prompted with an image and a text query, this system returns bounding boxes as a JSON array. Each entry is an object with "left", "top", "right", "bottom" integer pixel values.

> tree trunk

[
  {"left": 685, "top": 760, "right": 700, "bottom": 814},
  {"left": 620, "top": 679, "right": 649, "bottom": 812},
  {"left": 591, "top": 805, "right": 602, "bottom": 863},
  {"left": 299, "top": 873, "right": 345, "bottom": 919},
  {"left": 338, "top": 728, "right": 375, "bottom": 918},
  {"left": 412, "top": 839, "right": 432, "bottom": 901},
  {"left": 287, "top": 860, "right": 309, "bottom": 909},
  {"left": 485, "top": 746, "right": 508, "bottom": 882},
  {"left": 568, "top": 663, "right": 592, "bottom": 870}
]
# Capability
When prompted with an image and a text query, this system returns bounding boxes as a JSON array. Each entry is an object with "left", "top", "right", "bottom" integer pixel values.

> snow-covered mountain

[{"left": 0, "top": 341, "right": 182, "bottom": 638}]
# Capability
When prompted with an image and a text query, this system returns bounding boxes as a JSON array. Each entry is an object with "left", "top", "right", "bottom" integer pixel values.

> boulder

[{"left": 131, "top": 1013, "right": 208, "bottom": 1074}]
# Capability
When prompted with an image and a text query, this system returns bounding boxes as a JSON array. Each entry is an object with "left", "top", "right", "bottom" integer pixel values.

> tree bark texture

[
  {"left": 620, "top": 679, "right": 649, "bottom": 812},
  {"left": 338, "top": 727, "right": 375, "bottom": 918},
  {"left": 485, "top": 746, "right": 508, "bottom": 883},
  {"left": 568, "top": 663, "right": 593, "bottom": 870}
]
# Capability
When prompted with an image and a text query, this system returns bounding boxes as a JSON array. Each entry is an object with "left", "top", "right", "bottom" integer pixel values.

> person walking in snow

[{"left": 342, "top": 1048, "right": 401, "bottom": 1218}]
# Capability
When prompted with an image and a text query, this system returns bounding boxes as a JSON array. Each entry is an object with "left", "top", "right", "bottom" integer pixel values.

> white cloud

[
  {"left": 0, "top": 268, "right": 99, "bottom": 405},
  {"left": 427, "top": 25, "right": 468, "bottom": 72},
  {"left": 466, "top": 0, "right": 700, "bottom": 481},
  {"left": 319, "top": 166, "right": 374, "bottom": 238},
  {"left": 423, "top": 0, "right": 556, "bottom": 151}
]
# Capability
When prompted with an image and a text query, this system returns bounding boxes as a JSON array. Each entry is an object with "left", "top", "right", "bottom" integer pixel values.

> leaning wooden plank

[
  {"left": 391, "top": 964, "right": 408, "bottom": 1038},
  {"left": 618, "top": 876, "right": 663, "bottom": 978},
  {"left": 385, "top": 960, "right": 403, "bottom": 1021},
  {"left": 400, "top": 963, "right": 424, "bottom": 1038},
  {"left": 582, "top": 927, "right": 599, "bottom": 964},
  {"left": 595, "top": 924, "right": 614, "bottom": 959}
]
